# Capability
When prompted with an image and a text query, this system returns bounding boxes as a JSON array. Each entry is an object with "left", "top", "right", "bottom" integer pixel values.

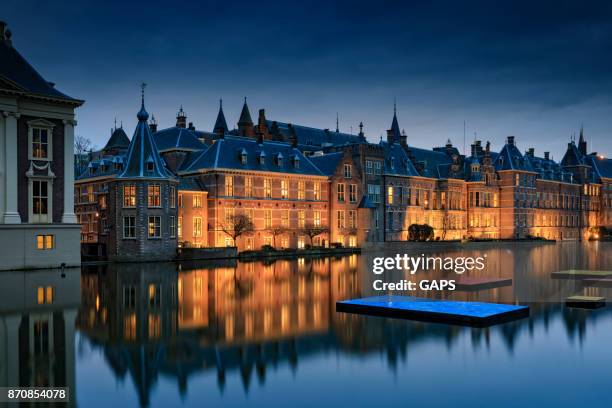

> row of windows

[
  {"left": 222, "top": 176, "right": 322, "bottom": 200},
  {"left": 123, "top": 216, "right": 176, "bottom": 239},
  {"left": 336, "top": 183, "right": 358, "bottom": 202},
  {"left": 384, "top": 186, "right": 464, "bottom": 210},
  {"left": 336, "top": 210, "right": 357, "bottom": 229},
  {"left": 365, "top": 160, "right": 383, "bottom": 175},
  {"left": 123, "top": 184, "right": 176, "bottom": 208}
]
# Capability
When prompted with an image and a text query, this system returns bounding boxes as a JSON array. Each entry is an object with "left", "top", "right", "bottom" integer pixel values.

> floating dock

[
  {"left": 455, "top": 277, "right": 512, "bottom": 291},
  {"left": 551, "top": 270, "right": 612, "bottom": 280},
  {"left": 565, "top": 295, "right": 606, "bottom": 309},
  {"left": 583, "top": 278, "right": 612, "bottom": 288},
  {"left": 336, "top": 296, "right": 529, "bottom": 327}
]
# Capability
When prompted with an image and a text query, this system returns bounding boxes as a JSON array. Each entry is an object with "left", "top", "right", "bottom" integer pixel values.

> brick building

[{"left": 76, "top": 96, "right": 611, "bottom": 258}]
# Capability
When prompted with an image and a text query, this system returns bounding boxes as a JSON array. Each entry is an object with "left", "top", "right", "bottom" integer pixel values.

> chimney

[
  {"left": 527, "top": 148, "right": 534, "bottom": 157},
  {"left": 188, "top": 122, "right": 195, "bottom": 131},
  {"left": 507, "top": 136, "right": 515, "bottom": 145},
  {"left": 386, "top": 129, "right": 395, "bottom": 144},
  {"left": 544, "top": 151, "right": 550, "bottom": 160},
  {"left": 0, "top": 22, "right": 6, "bottom": 40},
  {"left": 149, "top": 115, "right": 157, "bottom": 133},
  {"left": 0, "top": 21, "right": 12, "bottom": 46},
  {"left": 400, "top": 129, "right": 407, "bottom": 146},
  {"left": 176, "top": 106, "right": 187, "bottom": 128},
  {"left": 470, "top": 143, "right": 476, "bottom": 157}
]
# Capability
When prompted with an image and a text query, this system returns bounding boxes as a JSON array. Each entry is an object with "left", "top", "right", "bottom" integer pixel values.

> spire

[
  {"left": 114, "top": 117, "right": 117, "bottom": 130},
  {"left": 137, "top": 82, "right": 148, "bottom": 121},
  {"left": 119, "top": 92, "right": 171, "bottom": 179},
  {"left": 578, "top": 124, "right": 587, "bottom": 155},
  {"left": 214, "top": 98, "right": 228, "bottom": 135},
  {"left": 388, "top": 101, "right": 401, "bottom": 143},
  {"left": 336, "top": 112, "right": 339, "bottom": 132}
]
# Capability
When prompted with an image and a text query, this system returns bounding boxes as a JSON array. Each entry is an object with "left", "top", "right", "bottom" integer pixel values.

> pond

[{"left": 2, "top": 241, "right": 611, "bottom": 407}]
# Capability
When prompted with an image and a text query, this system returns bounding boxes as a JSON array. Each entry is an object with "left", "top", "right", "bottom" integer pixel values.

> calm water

[{"left": 3, "top": 242, "right": 612, "bottom": 407}]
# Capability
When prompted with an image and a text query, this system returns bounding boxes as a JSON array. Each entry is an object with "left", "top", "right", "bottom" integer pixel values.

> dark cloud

[{"left": 3, "top": 0, "right": 612, "bottom": 158}]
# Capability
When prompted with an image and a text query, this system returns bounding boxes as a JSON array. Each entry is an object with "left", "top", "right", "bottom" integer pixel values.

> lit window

[
  {"left": 314, "top": 182, "right": 321, "bottom": 200},
  {"left": 178, "top": 216, "right": 183, "bottom": 237},
  {"left": 337, "top": 183, "right": 345, "bottom": 202},
  {"left": 245, "top": 177, "right": 253, "bottom": 197},
  {"left": 349, "top": 210, "right": 356, "bottom": 228},
  {"left": 178, "top": 193, "right": 183, "bottom": 207},
  {"left": 193, "top": 217, "right": 202, "bottom": 237},
  {"left": 314, "top": 210, "right": 321, "bottom": 226},
  {"left": 32, "top": 128, "right": 49, "bottom": 159},
  {"left": 298, "top": 210, "right": 305, "bottom": 228},
  {"left": 264, "top": 179, "right": 272, "bottom": 198},
  {"left": 36, "top": 286, "right": 53, "bottom": 304},
  {"left": 281, "top": 180, "right": 288, "bottom": 199},
  {"left": 225, "top": 176, "right": 234, "bottom": 196},
  {"left": 387, "top": 186, "right": 394, "bottom": 204},
  {"left": 123, "top": 216, "right": 136, "bottom": 238},
  {"left": 148, "top": 216, "right": 161, "bottom": 238},
  {"left": 123, "top": 185, "right": 136, "bottom": 207},
  {"left": 36, "top": 235, "right": 54, "bottom": 250},
  {"left": 193, "top": 194, "right": 202, "bottom": 208},
  {"left": 298, "top": 181, "right": 305, "bottom": 199},
  {"left": 148, "top": 184, "right": 161, "bottom": 207},
  {"left": 32, "top": 180, "right": 49, "bottom": 216},
  {"left": 281, "top": 210, "right": 289, "bottom": 227},
  {"left": 264, "top": 209, "right": 272, "bottom": 228}
]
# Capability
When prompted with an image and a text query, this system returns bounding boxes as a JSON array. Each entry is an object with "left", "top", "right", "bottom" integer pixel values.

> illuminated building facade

[{"left": 76, "top": 97, "right": 611, "bottom": 258}]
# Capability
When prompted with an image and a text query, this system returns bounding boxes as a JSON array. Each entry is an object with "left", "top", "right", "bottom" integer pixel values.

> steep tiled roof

[
  {"left": 153, "top": 126, "right": 205, "bottom": 152},
  {"left": 526, "top": 154, "right": 575, "bottom": 183},
  {"left": 76, "top": 155, "right": 126, "bottom": 180},
  {"left": 561, "top": 141, "right": 587, "bottom": 167},
  {"left": 408, "top": 146, "right": 452, "bottom": 178},
  {"left": 103, "top": 127, "right": 130, "bottom": 151},
  {"left": 118, "top": 101, "right": 174, "bottom": 180},
  {"left": 380, "top": 141, "right": 420, "bottom": 177},
  {"left": 213, "top": 100, "right": 228, "bottom": 133},
  {"left": 238, "top": 98, "right": 253, "bottom": 125},
  {"left": 494, "top": 139, "right": 534, "bottom": 172},
  {"left": 0, "top": 30, "right": 82, "bottom": 104},
  {"left": 308, "top": 152, "right": 344, "bottom": 176},
  {"left": 179, "top": 135, "right": 324, "bottom": 176},
  {"left": 585, "top": 154, "right": 612, "bottom": 180},
  {"left": 266, "top": 120, "right": 362, "bottom": 148}
]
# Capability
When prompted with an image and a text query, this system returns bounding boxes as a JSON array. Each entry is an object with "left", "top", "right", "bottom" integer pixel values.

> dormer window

[
  {"left": 276, "top": 153, "right": 283, "bottom": 167},
  {"left": 390, "top": 157, "right": 395, "bottom": 170},
  {"left": 241, "top": 150, "right": 247, "bottom": 165},
  {"left": 259, "top": 151, "right": 266, "bottom": 165},
  {"left": 146, "top": 160, "right": 154, "bottom": 172},
  {"left": 293, "top": 156, "right": 300, "bottom": 169},
  {"left": 471, "top": 164, "right": 480, "bottom": 172}
]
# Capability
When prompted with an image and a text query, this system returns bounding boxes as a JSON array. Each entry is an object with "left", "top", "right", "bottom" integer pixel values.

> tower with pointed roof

[
  {"left": 237, "top": 97, "right": 255, "bottom": 137},
  {"left": 176, "top": 106, "right": 187, "bottom": 128},
  {"left": 214, "top": 99, "right": 228, "bottom": 136},
  {"left": 107, "top": 85, "right": 179, "bottom": 261},
  {"left": 387, "top": 101, "right": 401, "bottom": 144}
]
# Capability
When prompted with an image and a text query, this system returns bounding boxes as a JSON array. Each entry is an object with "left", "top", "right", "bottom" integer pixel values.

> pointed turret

[
  {"left": 237, "top": 97, "right": 254, "bottom": 137},
  {"left": 102, "top": 120, "right": 130, "bottom": 155},
  {"left": 388, "top": 100, "right": 401, "bottom": 143},
  {"left": 578, "top": 125, "right": 587, "bottom": 156},
  {"left": 214, "top": 99, "right": 228, "bottom": 136},
  {"left": 118, "top": 84, "right": 172, "bottom": 179}
]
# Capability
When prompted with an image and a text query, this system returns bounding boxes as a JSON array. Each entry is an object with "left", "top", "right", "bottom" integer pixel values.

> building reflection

[
  {"left": 76, "top": 242, "right": 612, "bottom": 406},
  {"left": 0, "top": 268, "right": 80, "bottom": 407}
]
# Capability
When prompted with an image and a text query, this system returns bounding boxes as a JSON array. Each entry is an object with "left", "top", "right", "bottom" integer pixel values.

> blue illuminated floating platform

[
  {"left": 455, "top": 277, "right": 512, "bottom": 291},
  {"left": 551, "top": 270, "right": 612, "bottom": 280},
  {"left": 336, "top": 296, "right": 529, "bottom": 327},
  {"left": 565, "top": 295, "right": 606, "bottom": 309}
]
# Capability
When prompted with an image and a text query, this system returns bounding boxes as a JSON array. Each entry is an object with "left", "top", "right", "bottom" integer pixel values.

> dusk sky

[{"left": 4, "top": 0, "right": 612, "bottom": 159}]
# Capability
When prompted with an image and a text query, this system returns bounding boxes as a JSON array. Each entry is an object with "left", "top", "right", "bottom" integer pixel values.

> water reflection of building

[
  {"left": 0, "top": 269, "right": 80, "bottom": 406},
  {"left": 77, "top": 256, "right": 361, "bottom": 405},
  {"left": 76, "top": 245, "right": 612, "bottom": 405}
]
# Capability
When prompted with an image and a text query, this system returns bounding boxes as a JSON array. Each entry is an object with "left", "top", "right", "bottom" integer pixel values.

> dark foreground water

[{"left": 2, "top": 241, "right": 612, "bottom": 407}]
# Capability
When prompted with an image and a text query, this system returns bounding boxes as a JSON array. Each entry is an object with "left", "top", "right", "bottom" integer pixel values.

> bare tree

[
  {"left": 441, "top": 210, "right": 451, "bottom": 240},
  {"left": 74, "top": 134, "right": 94, "bottom": 172},
  {"left": 221, "top": 214, "right": 254, "bottom": 247},
  {"left": 268, "top": 225, "right": 287, "bottom": 249},
  {"left": 302, "top": 223, "right": 330, "bottom": 246}
]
